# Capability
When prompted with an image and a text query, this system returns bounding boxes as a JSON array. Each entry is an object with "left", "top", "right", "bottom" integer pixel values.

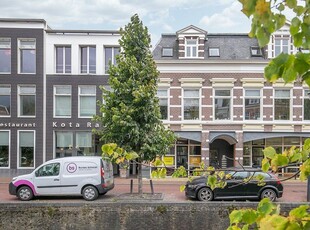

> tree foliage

[
  {"left": 94, "top": 14, "right": 175, "bottom": 193},
  {"left": 239, "top": 0, "right": 310, "bottom": 86}
]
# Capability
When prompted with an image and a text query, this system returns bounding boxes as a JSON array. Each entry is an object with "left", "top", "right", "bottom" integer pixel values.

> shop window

[
  {"left": 214, "top": 89, "right": 231, "bottom": 120},
  {"left": 55, "top": 132, "right": 73, "bottom": 158},
  {"left": 76, "top": 132, "right": 95, "bottom": 156},
  {"left": 0, "top": 38, "right": 11, "bottom": 73},
  {"left": 0, "top": 85, "right": 10, "bottom": 116},
  {"left": 81, "top": 46, "right": 96, "bottom": 74},
  {"left": 54, "top": 86, "right": 71, "bottom": 117},
  {"left": 0, "top": 131, "right": 9, "bottom": 168},
  {"left": 157, "top": 89, "right": 169, "bottom": 120},
  {"left": 18, "top": 85, "right": 36, "bottom": 117},
  {"left": 243, "top": 142, "right": 251, "bottom": 167},
  {"left": 274, "top": 89, "right": 290, "bottom": 120},
  {"left": 19, "top": 39, "right": 36, "bottom": 74},
  {"left": 304, "top": 89, "right": 310, "bottom": 120},
  {"left": 183, "top": 89, "right": 200, "bottom": 120},
  {"left": 55, "top": 46, "right": 71, "bottom": 74},
  {"left": 104, "top": 47, "right": 119, "bottom": 73},
  {"left": 79, "top": 85, "right": 96, "bottom": 117},
  {"left": 244, "top": 89, "right": 261, "bottom": 120},
  {"left": 18, "top": 131, "right": 34, "bottom": 168}
]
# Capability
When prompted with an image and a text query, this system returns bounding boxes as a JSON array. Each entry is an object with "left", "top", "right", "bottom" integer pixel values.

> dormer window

[
  {"left": 209, "top": 48, "right": 220, "bottom": 57},
  {"left": 185, "top": 38, "right": 198, "bottom": 58},
  {"left": 251, "top": 46, "right": 262, "bottom": 56},
  {"left": 162, "top": 47, "right": 173, "bottom": 57}
]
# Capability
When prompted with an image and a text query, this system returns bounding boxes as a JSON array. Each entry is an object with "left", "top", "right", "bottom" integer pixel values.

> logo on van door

[{"left": 67, "top": 163, "right": 77, "bottom": 173}]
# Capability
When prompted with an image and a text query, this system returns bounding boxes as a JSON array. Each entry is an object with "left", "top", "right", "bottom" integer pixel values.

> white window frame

[
  {"left": 303, "top": 89, "right": 310, "bottom": 121},
  {"left": 17, "top": 130, "right": 35, "bottom": 169},
  {"left": 18, "top": 38, "right": 36, "bottom": 74},
  {"left": 0, "top": 130, "right": 10, "bottom": 169},
  {"left": 18, "top": 85, "right": 36, "bottom": 118},
  {"left": 80, "top": 45, "right": 96, "bottom": 74},
  {"left": 55, "top": 46, "right": 71, "bottom": 74},
  {"left": 244, "top": 89, "right": 262, "bottom": 121},
  {"left": 273, "top": 89, "right": 291, "bottom": 121},
  {"left": 157, "top": 88, "right": 170, "bottom": 121},
  {"left": 0, "top": 38, "right": 11, "bottom": 74},
  {"left": 273, "top": 35, "right": 290, "bottom": 57},
  {"left": 104, "top": 46, "right": 120, "bottom": 74},
  {"left": 185, "top": 38, "right": 198, "bottom": 58},
  {"left": 78, "top": 85, "right": 96, "bottom": 118},
  {"left": 162, "top": 47, "right": 173, "bottom": 57},
  {"left": 213, "top": 89, "right": 232, "bottom": 121},
  {"left": 182, "top": 88, "right": 201, "bottom": 121},
  {"left": 0, "top": 85, "right": 11, "bottom": 117},
  {"left": 53, "top": 85, "right": 72, "bottom": 118}
]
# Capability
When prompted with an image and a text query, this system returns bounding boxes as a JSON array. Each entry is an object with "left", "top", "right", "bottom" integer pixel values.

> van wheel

[
  {"left": 82, "top": 186, "right": 98, "bottom": 201},
  {"left": 17, "top": 186, "right": 33, "bottom": 201}
]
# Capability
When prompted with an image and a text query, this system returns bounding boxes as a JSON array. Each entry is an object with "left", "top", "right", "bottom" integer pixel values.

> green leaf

[
  {"left": 265, "top": 62, "right": 279, "bottom": 82},
  {"left": 277, "top": 3, "right": 285, "bottom": 11},
  {"left": 180, "top": 185, "right": 186, "bottom": 192},
  {"left": 259, "top": 214, "right": 289, "bottom": 229},
  {"left": 290, "top": 152, "right": 301, "bottom": 163},
  {"left": 295, "top": 53, "right": 310, "bottom": 75},
  {"left": 276, "top": 154, "right": 289, "bottom": 167},
  {"left": 303, "top": 71, "right": 310, "bottom": 87},
  {"left": 242, "top": 209, "right": 258, "bottom": 225},
  {"left": 229, "top": 210, "right": 244, "bottom": 224},
  {"left": 286, "top": 0, "right": 297, "bottom": 9},
  {"left": 289, "top": 205, "right": 310, "bottom": 219},
  {"left": 257, "top": 198, "right": 276, "bottom": 215},
  {"left": 207, "top": 175, "right": 217, "bottom": 190},
  {"left": 262, "top": 158, "right": 270, "bottom": 172},
  {"left": 290, "top": 17, "right": 301, "bottom": 35},
  {"left": 239, "top": 0, "right": 258, "bottom": 18},
  {"left": 263, "top": 146, "right": 277, "bottom": 159},
  {"left": 257, "top": 26, "right": 270, "bottom": 47}
]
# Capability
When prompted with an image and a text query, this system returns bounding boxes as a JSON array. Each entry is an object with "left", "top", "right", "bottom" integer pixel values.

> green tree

[
  {"left": 239, "top": 0, "right": 310, "bottom": 86},
  {"left": 94, "top": 14, "right": 175, "bottom": 194}
]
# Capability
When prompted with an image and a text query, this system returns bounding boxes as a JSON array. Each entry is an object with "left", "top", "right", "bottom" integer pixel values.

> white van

[{"left": 9, "top": 156, "right": 114, "bottom": 201}]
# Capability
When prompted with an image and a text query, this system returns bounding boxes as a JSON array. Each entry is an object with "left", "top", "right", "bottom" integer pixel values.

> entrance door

[{"left": 176, "top": 146, "right": 188, "bottom": 169}]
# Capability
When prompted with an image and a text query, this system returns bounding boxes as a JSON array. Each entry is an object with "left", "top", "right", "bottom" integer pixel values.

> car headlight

[{"left": 187, "top": 184, "right": 198, "bottom": 189}]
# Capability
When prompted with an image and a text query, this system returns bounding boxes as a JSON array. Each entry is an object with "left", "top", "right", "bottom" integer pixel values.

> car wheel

[
  {"left": 260, "top": 189, "right": 277, "bottom": 202},
  {"left": 82, "top": 186, "right": 99, "bottom": 201},
  {"left": 17, "top": 186, "right": 33, "bottom": 201},
  {"left": 197, "top": 187, "right": 213, "bottom": 201}
]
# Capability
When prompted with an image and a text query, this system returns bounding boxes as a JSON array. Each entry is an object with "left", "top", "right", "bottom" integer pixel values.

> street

[{"left": 0, "top": 178, "right": 308, "bottom": 203}]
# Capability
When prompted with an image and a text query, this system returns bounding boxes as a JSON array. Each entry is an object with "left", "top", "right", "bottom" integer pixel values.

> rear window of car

[{"left": 252, "top": 171, "right": 272, "bottom": 179}]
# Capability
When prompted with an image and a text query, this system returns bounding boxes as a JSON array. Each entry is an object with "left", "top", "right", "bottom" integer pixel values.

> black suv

[{"left": 185, "top": 168, "right": 283, "bottom": 201}]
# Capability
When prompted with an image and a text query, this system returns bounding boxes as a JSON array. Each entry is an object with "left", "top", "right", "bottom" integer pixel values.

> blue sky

[{"left": 1, "top": 0, "right": 252, "bottom": 46}]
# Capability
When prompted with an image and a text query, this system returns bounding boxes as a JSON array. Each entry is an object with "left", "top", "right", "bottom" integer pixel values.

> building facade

[
  {"left": 152, "top": 25, "right": 310, "bottom": 174},
  {"left": 0, "top": 19, "right": 309, "bottom": 177}
]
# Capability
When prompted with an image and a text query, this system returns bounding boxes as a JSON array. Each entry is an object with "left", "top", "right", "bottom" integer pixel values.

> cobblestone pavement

[{"left": 0, "top": 177, "right": 308, "bottom": 203}]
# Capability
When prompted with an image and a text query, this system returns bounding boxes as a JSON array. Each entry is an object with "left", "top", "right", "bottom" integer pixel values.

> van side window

[{"left": 35, "top": 163, "right": 60, "bottom": 177}]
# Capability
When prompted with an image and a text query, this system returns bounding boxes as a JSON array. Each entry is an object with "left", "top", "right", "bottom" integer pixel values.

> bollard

[
  {"left": 130, "top": 179, "right": 133, "bottom": 194},
  {"left": 150, "top": 179, "right": 154, "bottom": 194}
]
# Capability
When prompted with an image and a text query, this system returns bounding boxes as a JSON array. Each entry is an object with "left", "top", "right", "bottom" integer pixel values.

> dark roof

[
  {"left": 152, "top": 33, "right": 266, "bottom": 60},
  {"left": 0, "top": 18, "right": 46, "bottom": 24}
]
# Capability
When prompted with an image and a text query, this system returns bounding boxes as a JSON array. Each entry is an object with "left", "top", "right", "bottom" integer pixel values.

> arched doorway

[{"left": 209, "top": 133, "right": 237, "bottom": 168}]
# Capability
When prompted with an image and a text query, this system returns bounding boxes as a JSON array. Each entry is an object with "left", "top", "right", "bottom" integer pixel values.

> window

[
  {"left": 274, "top": 35, "right": 290, "bottom": 56},
  {"left": 183, "top": 89, "right": 200, "bottom": 120},
  {"left": 18, "top": 86, "right": 36, "bottom": 117},
  {"left": 214, "top": 89, "right": 231, "bottom": 120},
  {"left": 79, "top": 85, "right": 96, "bottom": 117},
  {"left": 157, "top": 89, "right": 169, "bottom": 120},
  {"left": 209, "top": 48, "right": 219, "bottom": 57},
  {"left": 76, "top": 132, "right": 95, "bottom": 156},
  {"left": 251, "top": 46, "right": 262, "bottom": 56},
  {"left": 56, "top": 46, "right": 71, "bottom": 73},
  {"left": 54, "top": 86, "right": 71, "bottom": 117},
  {"left": 185, "top": 38, "right": 198, "bottom": 58},
  {"left": 243, "top": 142, "right": 251, "bottom": 167},
  {"left": 0, "top": 85, "right": 10, "bottom": 116},
  {"left": 0, "top": 131, "right": 9, "bottom": 168},
  {"left": 55, "top": 131, "right": 73, "bottom": 158},
  {"left": 36, "top": 163, "right": 60, "bottom": 177},
  {"left": 304, "top": 89, "right": 310, "bottom": 120},
  {"left": 162, "top": 48, "right": 173, "bottom": 57},
  {"left": 244, "top": 89, "right": 261, "bottom": 120},
  {"left": 19, "top": 39, "right": 36, "bottom": 74},
  {"left": 18, "top": 131, "right": 34, "bottom": 168},
  {"left": 274, "top": 89, "right": 290, "bottom": 120},
  {"left": 81, "top": 46, "right": 96, "bottom": 74},
  {"left": 104, "top": 47, "right": 119, "bottom": 73},
  {"left": 0, "top": 38, "right": 11, "bottom": 73}
]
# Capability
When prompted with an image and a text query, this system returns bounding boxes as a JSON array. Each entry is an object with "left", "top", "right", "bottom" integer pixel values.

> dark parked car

[{"left": 185, "top": 168, "right": 283, "bottom": 201}]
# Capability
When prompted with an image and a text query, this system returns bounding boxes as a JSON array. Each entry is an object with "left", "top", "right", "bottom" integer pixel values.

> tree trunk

[{"left": 138, "top": 163, "right": 143, "bottom": 194}]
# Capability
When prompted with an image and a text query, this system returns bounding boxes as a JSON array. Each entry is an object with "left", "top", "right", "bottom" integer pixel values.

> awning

[
  {"left": 209, "top": 132, "right": 237, "bottom": 145},
  {"left": 243, "top": 132, "right": 310, "bottom": 143},
  {"left": 175, "top": 131, "right": 201, "bottom": 143}
]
